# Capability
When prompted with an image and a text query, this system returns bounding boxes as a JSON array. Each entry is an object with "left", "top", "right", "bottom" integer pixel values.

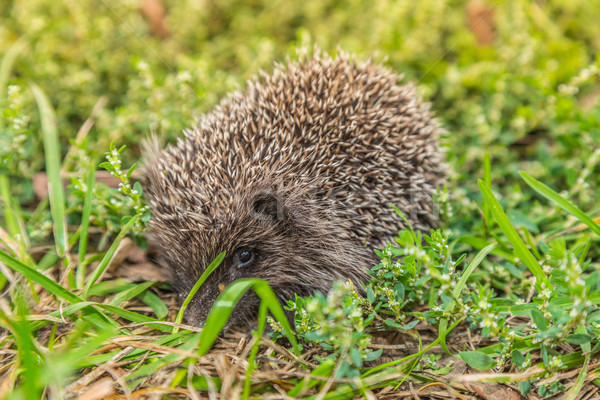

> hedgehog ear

[{"left": 250, "top": 191, "right": 285, "bottom": 222}]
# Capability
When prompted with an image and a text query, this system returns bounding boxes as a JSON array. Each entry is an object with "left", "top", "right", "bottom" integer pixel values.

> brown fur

[{"left": 142, "top": 50, "right": 444, "bottom": 327}]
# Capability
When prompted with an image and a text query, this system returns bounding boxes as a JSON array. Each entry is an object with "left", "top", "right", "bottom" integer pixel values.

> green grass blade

[
  {"left": 28, "top": 301, "right": 158, "bottom": 332},
  {"left": 76, "top": 163, "right": 96, "bottom": 288},
  {"left": 457, "top": 235, "right": 517, "bottom": 262},
  {"left": 98, "top": 304, "right": 162, "bottom": 324},
  {"left": 0, "top": 174, "right": 21, "bottom": 241},
  {"left": 243, "top": 301, "right": 267, "bottom": 400},
  {"left": 478, "top": 180, "right": 551, "bottom": 291},
  {"left": 29, "top": 302, "right": 96, "bottom": 331},
  {"left": 453, "top": 243, "right": 497, "bottom": 299},
  {"left": 438, "top": 243, "right": 496, "bottom": 355},
  {"left": 173, "top": 251, "right": 226, "bottom": 334},
  {"left": 391, "top": 203, "right": 416, "bottom": 242},
  {"left": 522, "top": 226, "right": 542, "bottom": 260},
  {"left": 31, "top": 84, "right": 68, "bottom": 256},
  {"left": 564, "top": 359, "right": 587, "bottom": 400},
  {"left": 232, "top": 279, "right": 299, "bottom": 354},
  {"left": 0, "top": 309, "right": 42, "bottom": 399},
  {"left": 0, "top": 250, "right": 81, "bottom": 303},
  {"left": 28, "top": 304, "right": 122, "bottom": 333},
  {"left": 197, "top": 278, "right": 299, "bottom": 356},
  {"left": 139, "top": 290, "right": 168, "bottom": 319},
  {"left": 520, "top": 171, "right": 600, "bottom": 236},
  {"left": 83, "top": 214, "right": 140, "bottom": 297},
  {"left": 109, "top": 281, "right": 155, "bottom": 307},
  {"left": 563, "top": 323, "right": 591, "bottom": 399}
]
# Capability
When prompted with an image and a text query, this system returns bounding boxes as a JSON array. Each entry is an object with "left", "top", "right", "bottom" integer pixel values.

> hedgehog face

[{"left": 153, "top": 186, "right": 372, "bottom": 328}]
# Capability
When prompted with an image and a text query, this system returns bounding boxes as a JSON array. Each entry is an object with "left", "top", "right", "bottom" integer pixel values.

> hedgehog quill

[{"left": 143, "top": 51, "right": 444, "bottom": 327}]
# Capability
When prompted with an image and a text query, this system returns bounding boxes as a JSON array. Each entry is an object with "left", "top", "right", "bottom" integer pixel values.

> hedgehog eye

[{"left": 235, "top": 248, "right": 256, "bottom": 268}]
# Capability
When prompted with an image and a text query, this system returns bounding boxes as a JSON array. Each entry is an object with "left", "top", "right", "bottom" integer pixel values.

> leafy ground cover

[{"left": 1, "top": 0, "right": 600, "bottom": 398}]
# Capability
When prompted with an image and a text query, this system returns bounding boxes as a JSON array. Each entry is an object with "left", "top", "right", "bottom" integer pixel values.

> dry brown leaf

[
  {"left": 114, "top": 262, "right": 171, "bottom": 282},
  {"left": 465, "top": 382, "right": 522, "bottom": 400},
  {"left": 75, "top": 377, "right": 116, "bottom": 400},
  {"left": 33, "top": 171, "right": 125, "bottom": 200},
  {"left": 466, "top": 0, "right": 496, "bottom": 45},
  {"left": 141, "top": 0, "right": 170, "bottom": 39},
  {"left": 106, "top": 237, "right": 135, "bottom": 274}
]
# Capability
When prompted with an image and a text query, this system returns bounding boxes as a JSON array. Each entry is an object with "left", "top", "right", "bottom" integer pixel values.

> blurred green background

[{"left": 1, "top": 0, "right": 599, "bottom": 242}]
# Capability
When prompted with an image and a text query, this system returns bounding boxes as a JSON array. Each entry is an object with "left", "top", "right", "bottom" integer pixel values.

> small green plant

[{"left": 98, "top": 142, "right": 151, "bottom": 233}]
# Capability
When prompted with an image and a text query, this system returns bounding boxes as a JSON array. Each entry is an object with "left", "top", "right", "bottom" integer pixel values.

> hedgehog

[{"left": 143, "top": 50, "right": 444, "bottom": 328}]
